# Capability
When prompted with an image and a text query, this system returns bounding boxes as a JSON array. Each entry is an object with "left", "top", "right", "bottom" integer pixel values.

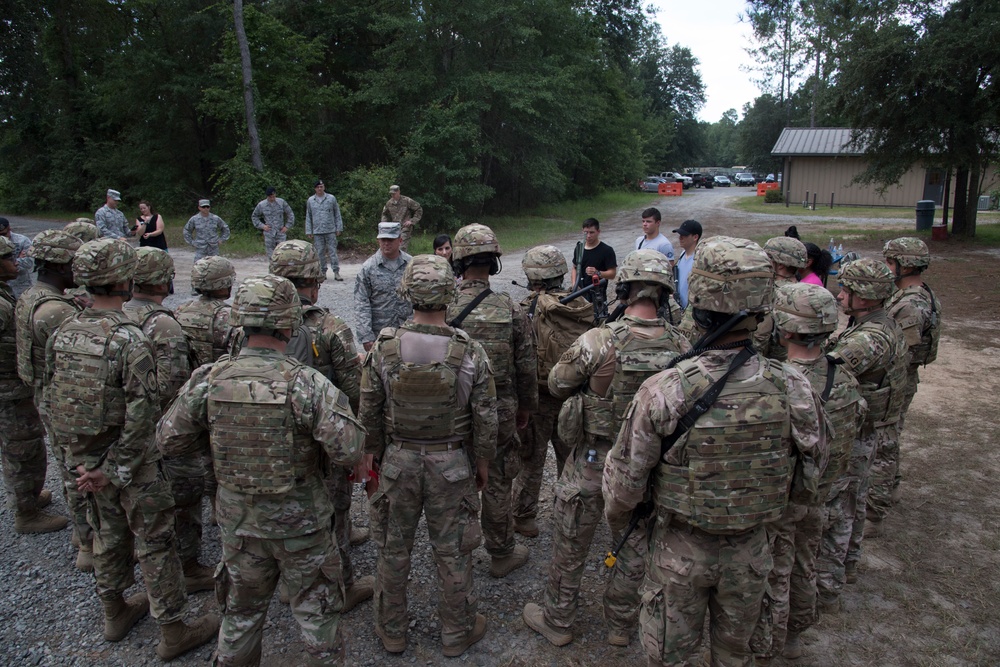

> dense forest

[{"left": 0, "top": 0, "right": 996, "bottom": 236}]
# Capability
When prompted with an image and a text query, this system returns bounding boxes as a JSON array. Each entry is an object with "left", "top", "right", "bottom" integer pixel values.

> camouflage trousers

[
  {"left": 848, "top": 429, "right": 879, "bottom": 568},
  {"left": 193, "top": 243, "right": 220, "bottom": 262},
  {"left": 399, "top": 225, "right": 413, "bottom": 253},
  {"left": 162, "top": 455, "right": 206, "bottom": 564},
  {"left": 512, "top": 391, "right": 572, "bottom": 522},
  {"left": 88, "top": 457, "right": 187, "bottom": 623},
  {"left": 751, "top": 503, "right": 822, "bottom": 659},
  {"left": 37, "top": 394, "right": 91, "bottom": 544},
  {"left": 369, "top": 443, "right": 482, "bottom": 648},
  {"left": 482, "top": 398, "right": 521, "bottom": 557},
  {"left": 0, "top": 395, "right": 47, "bottom": 513},
  {"left": 215, "top": 528, "right": 345, "bottom": 666},
  {"left": 865, "top": 423, "right": 899, "bottom": 522},
  {"left": 640, "top": 519, "right": 771, "bottom": 667},
  {"left": 894, "top": 366, "right": 921, "bottom": 488},
  {"left": 543, "top": 441, "right": 644, "bottom": 635},
  {"left": 263, "top": 231, "right": 288, "bottom": 259},
  {"left": 325, "top": 468, "right": 356, "bottom": 586},
  {"left": 816, "top": 478, "right": 855, "bottom": 603},
  {"left": 313, "top": 233, "right": 339, "bottom": 274}
]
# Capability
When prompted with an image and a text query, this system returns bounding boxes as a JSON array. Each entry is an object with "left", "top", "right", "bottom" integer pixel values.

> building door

[{"left": 923, "top": 169, "right": 945, "bottom": 204}]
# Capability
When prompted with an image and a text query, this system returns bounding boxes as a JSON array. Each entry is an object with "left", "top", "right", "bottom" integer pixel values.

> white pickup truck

[{"left": 660, "top": 172, "right": 692, "bottom": 189}]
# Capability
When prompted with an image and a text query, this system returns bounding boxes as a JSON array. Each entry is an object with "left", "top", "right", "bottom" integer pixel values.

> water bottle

[
  {"left": 837, "top": 243, "right": 843, "bottom": 255},
  {"left": 828, "top": 238, "right": 835, "bottom": 253},
  {"left": 585, "top": 449, "right": 599, "bottom": 465}
]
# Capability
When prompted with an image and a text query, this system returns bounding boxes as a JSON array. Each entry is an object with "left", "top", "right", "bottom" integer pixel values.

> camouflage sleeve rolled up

[
  {"left": 511, "top": 299, "right": 538, "bottom": 412},
  {"left": 156, "top": 365, "right": 213, "bottom": 458},
  {"left": 294, "top": 366, "right": 364, "bottom": 469},
  {"left": 783, "top": 363, "right": 828, "bottom": 506},
  {"left": 358, "top": 343, "right": 388, "bottom": 457},
  {"left": 547, "top": 327, "right": 611, "bottom": 400},
  {"left": 467, "top": 339, "right": 499, "bottom": 462},
  {"left": 145, "top": 312, "right": 193, "bottom": 412}
]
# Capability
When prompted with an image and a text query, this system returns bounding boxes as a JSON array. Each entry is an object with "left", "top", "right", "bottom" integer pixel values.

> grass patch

[{"left": 734, "top": 196, "right": 922, "bottom": 220}]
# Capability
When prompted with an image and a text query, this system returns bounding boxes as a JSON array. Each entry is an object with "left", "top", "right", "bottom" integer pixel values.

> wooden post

[{"left": 830, "top": 192, "right": 834, "bottom": 209}]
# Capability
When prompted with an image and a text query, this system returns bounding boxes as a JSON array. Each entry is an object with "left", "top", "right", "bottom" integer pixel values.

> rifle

[
  {"left": 605, "top": 310, "right": 752, "bottom": 568},
  {"left": 559, "top": 277, "right": 609, "bottom": 325},
  {"left": 572, "top": 240, "right": 584, "bottom": 290}
]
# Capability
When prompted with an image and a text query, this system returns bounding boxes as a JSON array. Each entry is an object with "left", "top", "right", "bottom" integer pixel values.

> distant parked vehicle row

[{"left": 685, "top": 172, "right": 714, "bottom": 189}]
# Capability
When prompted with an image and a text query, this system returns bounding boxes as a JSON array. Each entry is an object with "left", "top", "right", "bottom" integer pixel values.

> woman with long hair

[
  {"left": 136, "top": 200, "right": 168, "bottom": 250},
  {"left": 801, "top": 242, "right": 832, "bottom": 287}
]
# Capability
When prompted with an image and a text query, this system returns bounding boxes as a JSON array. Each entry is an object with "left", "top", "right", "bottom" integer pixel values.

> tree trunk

[
  {"left": 962, "top": 163, "right": 980, "bottom": 237},
  {"left": 234, "top": 0, "right": 263, "bottom": 172},
  {"left": 951, "top": 166, "right": 968, "bottom": 235}
]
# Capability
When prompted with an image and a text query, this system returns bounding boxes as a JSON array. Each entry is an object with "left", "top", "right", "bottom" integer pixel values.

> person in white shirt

[{"left": 672, "top": 219, "right": 702, "bottom": 308}]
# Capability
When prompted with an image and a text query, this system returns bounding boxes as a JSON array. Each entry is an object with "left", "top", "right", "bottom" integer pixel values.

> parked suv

[
  {"left": 686, "top": 172, "right": 714, "bottom": 189},
  {"left": 733, "top": 172, "right": 756, "bottom": 187}
]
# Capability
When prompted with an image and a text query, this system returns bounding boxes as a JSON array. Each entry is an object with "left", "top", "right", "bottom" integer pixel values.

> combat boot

[
  {"left": 890, "top": 484, "right": 903, "bottom": 505},
  {"left": 334, "top": 271, "right": 343, "bottom": 282},
  {"left": 156, "top": 613, "right": 221, "bottom": 661},
  {"left": 103, "top": 592, "right": 150, "bottom": 641},
  {"left": 513, "top": 517, "right": 539, "bottom": 538},
  {"left": 343, "top": 575, "right": 374, "bottom": 613},
  {"left": 817, "top": 594, "right": 841, "bottom": 614},
  {"left": 442, "top": 613, "right": 487, "bottom": 657},
  {"left": 522, "top": 602, "right": 572, "bottom": 647},
  {"left": 374, "top": 624, "right": 406, "bottom": 653},
  {"left": 183, "top": 559, "right": 215, "bottom": 594},
  {"left": 36, "top": 489, "right": 53, "bottom": 509},
  {"left": 349, "top": 524, "right": 370, "bottom": 547},
  {"left": 606, "top": 630, "right": 629, "bottom": 647},
  {"left": 76, "top": 542, "right": 95, "bottom": 573},
  {"left": 844, "top": 561, "right": 858, "bottom": 584},
  {"left": 782, "top": 632, "right": 803, "bottom": 659},
  {"left": 490, "top": 544, "right": 529, "bottom": 578},
  {"left": 864, "top": 518, "right": 885, "bottom": 539},
  {"left": 14, "top": 509, "right": 68, "bottom": 534}
]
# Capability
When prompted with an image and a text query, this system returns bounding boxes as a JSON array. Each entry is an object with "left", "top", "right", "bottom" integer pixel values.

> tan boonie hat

[
  {"left": 389, "top": 185, "right": 400, "bottom": 193},
  {"left": 377, "top": 222, "right": 402, "bottom": 239}
]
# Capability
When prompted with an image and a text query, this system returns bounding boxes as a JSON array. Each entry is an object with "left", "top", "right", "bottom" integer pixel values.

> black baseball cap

[
  {"left": 0, "top": 217, "right": 9, "bottom": 231},
  {"left": 673, "top": 219, "right": 702, "bottom": 236},
  {"left": 266, "top": 186, "right": 277, "bottom": 196}
]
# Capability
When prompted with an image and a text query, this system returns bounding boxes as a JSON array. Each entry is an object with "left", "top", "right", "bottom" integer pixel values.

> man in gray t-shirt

[{"left": 635, "top": 207, "right": 675, "bottom": 263}]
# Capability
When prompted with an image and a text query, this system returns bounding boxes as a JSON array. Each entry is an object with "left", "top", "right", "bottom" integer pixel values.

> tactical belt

[{"left": 397, "top": 441, "right": 461, "bottom": 454}]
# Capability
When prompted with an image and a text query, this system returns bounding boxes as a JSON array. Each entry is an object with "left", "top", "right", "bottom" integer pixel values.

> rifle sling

[{"left": 449, "top": 288, "right": 493, "bottom": 329}]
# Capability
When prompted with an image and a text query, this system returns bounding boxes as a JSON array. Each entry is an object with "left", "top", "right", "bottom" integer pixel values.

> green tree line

[{"left": 0, "top": 0, "right": 707, "bottom": 242}]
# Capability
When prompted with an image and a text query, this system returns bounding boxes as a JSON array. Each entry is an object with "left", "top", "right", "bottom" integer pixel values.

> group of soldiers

[{"left": 0, "top": 210, "right": 940, "bottom": 666}]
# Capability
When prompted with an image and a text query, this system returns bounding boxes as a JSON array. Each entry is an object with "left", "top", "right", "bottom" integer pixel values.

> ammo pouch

[{"left": 557, "top": 392, "right": 585, "bottom": 445}]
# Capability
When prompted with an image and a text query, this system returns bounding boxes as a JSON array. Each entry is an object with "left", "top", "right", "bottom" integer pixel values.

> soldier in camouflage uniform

[
  {"left": 94, "top": 189, "right": 130, "bottom": 240},
  {"left": 0, "top": 234, "right": 66, "bottom": 534},
  {"left": 63, "top": 221, "right": 100, "bottom": 309},
  {"left": 158, "top": 274, "right": 364, "bottom": 667},
  {"left": 44, "top": 238, "right": 219, "bottom": 660},
  {"left": 447, "top": 224, "right": 538, "bottom": 578},
  {"left": 252, "top": 186, "right": 295, "bottom": 259},
  {"left": 511, "top": 245, "right": 592, "bottom": 538},
  {"left": 123, "top": 248, "right": 215, "bottom": 594},
  {"left": 183, "top": 199, "right": 231, "bottom": 263},
  {"left": 360, "top": 254, "right": 496, "bottom": 657},
  {"left": 753, "top": 236, "right": 808, "bottom": 362},
  {"left": 354, "top": 222, "right": 413, "bottom": 352},
  {"left": 603, "top": 236, "right": 826, "bottom": 667},
  {"left": 0, "top": 217, "right": 34, "bottom": 298},
  {"left": 752, "top": 283, "right": 862, "bottom": 660},
  {"left": 523, "top": 249, "right": 690, "bottom": 648},
  {"left": 381, "top": 185, "right": 423, "bottom": 253},
  {"left": 879, "top": 237, "right": 941, "bottom": 512},
  {"left": 16, "top": 229, "right": 92, "bottom": 564},
  {"left": 826, "top": 258, "right": 907, "bottom": 579},
  {"left": 305, "top": 180, "right": 344, "bottom": 280},
  {"left": 270, "top": 240, "right": 373, "bottom": 610}
]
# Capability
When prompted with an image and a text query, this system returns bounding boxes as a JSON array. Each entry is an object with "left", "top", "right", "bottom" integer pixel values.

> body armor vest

[
  {"left": 126, "top": 300, "right": 171, "bottom": 330},
  {"left": 451, "top": 290, "right": 514, "bottom": 389},
  {"left": 16, "top": 289, "right": 77, "bottom": 385},
  {"left": 833, "top": 311, "right": 907, "bottom": 427},
  {"left": 207, "top": 354, "right": 315, "bottom": 495},
  {"left": 0, "top": 288, "right": 30, "bottom": 399},
  {"left": 654, "top": 356, "right": 791, "bottom": 533},
  {"left": 800, "top": 358, "right": 862, "bottom": 497},
  {"left": 176, "top": 299, "right": 228, "bottom": 367},
  {"left": 528, "top": 291, "right": 592, "bottom": 391},
  {"left": 380, "top": 329, "right": 473, "bottom": 443},
  {"left": 301, "top": 306, "right": 334, "bottom": 379},
  {"left": 47, "top": 313, "right": 133, "bottom": 449},
  {"left": 888, "top": 284, "right": 941, "bottom": 366},
  {"left": 582, "top": 320, "right": 679, "bottom": 440}
]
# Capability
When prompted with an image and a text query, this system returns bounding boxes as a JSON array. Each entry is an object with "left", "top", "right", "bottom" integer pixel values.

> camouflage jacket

[
  {"left": 124, "top": 298, "right": 192, "bottom": 414},
  {"left": 886, "top": 283, "right": 941, "bottom": 367},
  {"left": 304, "top": 193, "right": 342, "bottom": 235},
  {"left": 449, "top": 278, "right": 538, "bottom": 410},
  {"left": 15, "top": 282, "right": 81, "bottom": 387},
  {"left": 95, "top": 204, "right": 129, "bottom": 239},
  {"left": 174, "top": 297, "right": 233, "bottom": 368},
  {"left": 183, "top": 213, "right": 230, "bottom": 248},
  {"left": 752, "top": 275, "right": 797, "bottom": 361},
  {"left": 43, "top": 308, "right": 160, "bottom": 488},
  {"left": 353, "top": 249, "right": 413, "bottom": 345},
  {"left": 359, "top": 321, "right": 498, "bottom": 462},
  {"left": 287, "top": 295, "right": 361, "bottom": 413},
  {"left": 603, "top": 348, "right": 827, "bottom": 532},
  {"left": 0, "top": 282, "right": 32, "bottom": 400},
  {"left": 157, "top": 347, "right": 365, "bottom": 539},
  {"left": 251, "top": 197, "right": 295, "bottom": 236},
  {"left": 7, "top": 231, "right": 33, "bottom": 298},
  {"left": 380, "top": 195, "right": 422, "bottom": 226}
]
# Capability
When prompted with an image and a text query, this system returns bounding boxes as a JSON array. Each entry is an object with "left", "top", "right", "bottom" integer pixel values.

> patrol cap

[
  {"left": 377, "top": 222, "right": 402, "bottom": 239},
  {"left": 107, "top": 189, "right": 121, "bottom": 201},
  {"left": 673, "top": 220, "right": 702, "bottom": 236},
  {"left": 198, "top": 199, "right": 211, "bottom": 208},
  {"left": 389, "top": 184, "right": 400, "bottom": 193},
  {"left": 0, "top": 217, "right": 9, "bottom": 231}
]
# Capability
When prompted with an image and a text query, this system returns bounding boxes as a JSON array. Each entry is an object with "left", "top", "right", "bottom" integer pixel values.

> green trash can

[{"left": 916, "top": 200, "right": 935, "bottom": 231}]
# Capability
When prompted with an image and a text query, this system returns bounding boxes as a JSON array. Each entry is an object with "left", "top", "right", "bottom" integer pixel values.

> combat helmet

[
  {"left": 451, "top": 224, "right": 502, "bottom": 260},
  {"left": 522, "top": 245, "right": 568, "bottom": 281},
  {"left": 688, "top": 236, "right": 773, "bottom": 315},
  {"left": 838, "top": 258, "right": 895, "bottom": 301},
  {"left": 269, "top": 240, "right": 323, "bottom": 281},
  {"left": 28, "top": 229, "right": 82, "bottom": 265},
  {"left": 63, "top": 221, "right": 100, "bottom": 243},
  {"left": 764, "top": 236, "right": 807, "bottom": 269},
  {"left": 0, "top": 234, "right": 13, "bottom": 257},
  {"left": 133, "top": 247, "right": 174, "bottom": 286},
  {"left": 882, "top": 237, "right": 930, "bottom": 273},
  {"left": 72, "top": 238, "right": 137, "bottom": 287},
  {"left": 618, "top": 249, "right": 675, "bottom": 291},
  {"left": 230, "top": 274, "right": 302, "bottom": 333},
  {"left": 191, "top": 256, "right": 236, "bottom": 293},
  {"left": 400, "top": 254, "right": 456, "bottom": 309},
  {"left": 772, "top": 282, "right": 839, "bottom": 338}
]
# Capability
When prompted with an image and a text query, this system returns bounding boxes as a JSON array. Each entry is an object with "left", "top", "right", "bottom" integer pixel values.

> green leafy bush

[{"left": 764, "top": 189, "right": 784, "bottom": 204}]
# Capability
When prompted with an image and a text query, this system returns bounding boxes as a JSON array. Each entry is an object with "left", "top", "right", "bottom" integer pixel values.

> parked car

[
  {"left": 733, "top": 172, "right": 756, "bottom": 187},
  {"left": 713, "top": 175, "right": 731, "bottom": 187},
  {"left": 686, "top": 172, "right": 714, "bottom": 189},
  {"left": 660, "top": 171, "right": 693, "bottom": 189},
  {"left": 640, "top": 176, "right": 667, "bottom": 192}
]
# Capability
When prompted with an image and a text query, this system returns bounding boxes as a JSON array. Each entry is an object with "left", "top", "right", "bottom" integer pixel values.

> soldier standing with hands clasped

[{"left": 252, "top": 186, "right": 294, "bottom": 259}]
